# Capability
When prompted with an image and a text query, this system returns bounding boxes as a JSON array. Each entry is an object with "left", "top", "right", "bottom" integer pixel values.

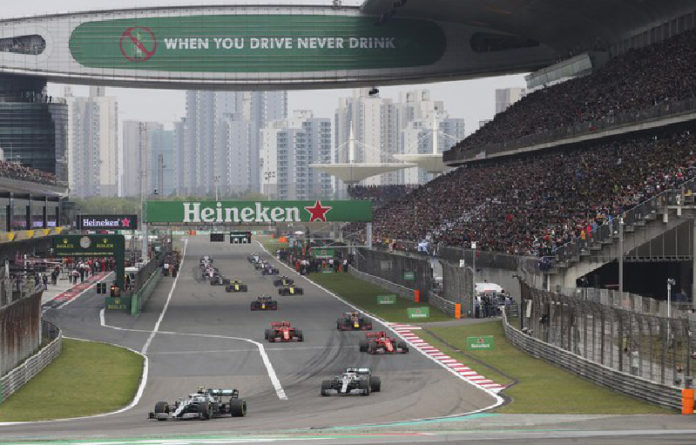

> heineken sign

[
  {"left": 77, "top": 214, "right": 138, "bottom": 230},
  {"left": 145, "top": 200, "right": 372, "bottom": 224},
  {"left": 69, "top": 15, "right": 446, "bottom": 72},
  {"left": 466, "top": 336, "right": 495, "bottom": 351}
]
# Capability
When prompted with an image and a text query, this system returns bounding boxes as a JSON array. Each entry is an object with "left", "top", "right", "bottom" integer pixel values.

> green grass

[
  {"left": 416, "top": 321, "right": 671, "bottom": 414},
  {"left": 308, "top": 272, "right": 451, "bottom": 323},
  {"left": 0, "top": 339, "right": 144, "bottom": 421}
]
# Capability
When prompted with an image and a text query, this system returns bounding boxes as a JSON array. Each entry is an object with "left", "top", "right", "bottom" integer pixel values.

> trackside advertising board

[
  {"left": 466, "top": 336, "right": 495, "bottom": 351},
  {"left": 77, "top": 214, "right": 138, "bottom": 230},
  {"left": 69, "top": 15, "right": 446, "bottom": 72},
  {"left": 145, "top": 200, "right": 372, "bottom": 224},
  {"left": 377, "top": 294, "right": 397, "bottom": 305},
  {"left": 407, "top": 307, "right": 430, "bottom": 319}
]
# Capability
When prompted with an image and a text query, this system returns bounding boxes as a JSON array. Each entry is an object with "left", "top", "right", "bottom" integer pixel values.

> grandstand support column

[
  {"left": 619, "top": 217, "right": 624, "bottom": 294},
  {"left": 692, "top": 219, "right": 696, "bottom": 309},
  {"left": 366, "top": 222, "right": 372, "bottom": 249}
]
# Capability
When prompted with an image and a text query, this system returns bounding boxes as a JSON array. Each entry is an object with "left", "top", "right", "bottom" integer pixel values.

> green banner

[
  {"left": 69, "top": 15, "right": 446, "bottom": 72},
  {"left": 145, "top": 200, "right": 372, "bottom": 223},
  {"left": 377, "top": 294, "right": 397, "bottom": 305},
  {"left": 311, "top": 248, "right": 335, "bottom": 259},
  {"left": 105, "top": 296, "right": 130, "bottom": 311},
  {"left": 403, "top": 271, "right": 415, "bottom": 281},
  {"left": 52, "top": 235, "right": 125, "bottom": 290},
  {"left": 407, "top": 307, "right": 430, "bottom": 319},
  {"left": 466, "top": 336, "right": 495, "bottom": 351}
]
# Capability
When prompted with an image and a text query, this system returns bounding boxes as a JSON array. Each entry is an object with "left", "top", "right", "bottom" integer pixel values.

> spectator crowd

[
  {"left": 364, "top": 129, "right": 696, "bottom": 257},
  {"left": 449, "top": 28, "right": 696, "bottom": 158},
  {"left": 347, "top": 184, "right": 417, "bottom": 208},
  {"left": 0, "top": 160, "right": 57, "bottom": 185}
]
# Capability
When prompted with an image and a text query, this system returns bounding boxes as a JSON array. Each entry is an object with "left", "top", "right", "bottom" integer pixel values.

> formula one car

[
  {"left": 261, "top": 264, "right": 279, "bottom": 275},
  {"left": 273, "top": 276, "right": 294, "bottom": 287},
  {"left": 265, "top": 321, "right": 304, "bottom": 342},
  {"left": 336, "top": 311, "right": 373, "bottom": 331},
  {"left": 359, "top": 331, "right": 409, "bottom": 354},
  {"left": 250, "top": 295, "right": 278, "bottom": 311},
  {"left": 247, "top": 253, "right": 262, "bottom": 264},
  {"left": 278, "top": 284, "right": 303, "bottom": 296},
  {"left": 148, "top": 388, "right": 246, "bottom": 420},
  {"left": 225, "top": 280, "right": 248, "bottom": 292},
  {"left": 320, "top": 368, "right": 381, "bottom": 396},
  {"left": 210, "top": 275, "right": 230, "bottom": 286},
  {"left": 253, "top": 261, "right": 265, "bottom": 270}
]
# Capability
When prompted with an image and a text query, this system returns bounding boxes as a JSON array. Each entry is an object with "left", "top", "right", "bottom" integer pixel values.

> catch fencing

[
  {"left": 0, "top": 290, "right": 41, "bottom": 377},
  {"left": 439, "top": 259, "right": 473, "bottom": 314},
  {"left": 517, "top": 280, "right": 693, "bottom": 391},
  {"left": 353, "top": 248, "right": 432, "bottom": 301},
  {"left": 0, "top": 320, "right": 62, "bottom": 403}
]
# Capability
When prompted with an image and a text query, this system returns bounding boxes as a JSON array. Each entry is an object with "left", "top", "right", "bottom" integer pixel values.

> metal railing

[
  {"left": 445, "top": 96, "right": 696, "bottom": 163},
  {"left": 0, "top": 320, "right": 62, "bottom": 403}
]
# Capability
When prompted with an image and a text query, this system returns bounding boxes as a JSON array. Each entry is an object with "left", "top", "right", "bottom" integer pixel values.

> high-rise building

[
  {"left": 68, "top": 86, "right": 118, "bottom": 197},
  {"left": 260, "top": 111, "right": 332, "bottom": 200},
  {"left": 149, "top": 129, "right": 176, "bottom": 197},
  {"left": 121, "top": 121, "right": 163, "bottom": 197},
  {"left": 495, "top": 87, "right": 526, "bottom": 114},
  {"left": 179, "top": 90, "right": 287, "bottom": 197}
]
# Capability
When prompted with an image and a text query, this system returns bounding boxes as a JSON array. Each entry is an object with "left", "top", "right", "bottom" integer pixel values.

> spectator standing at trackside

[
  {"left": 72, "top": 267, "right": 79, "bottom": 284},
  {"left": 79, "top": 263, "right": 85, "bottom": 283},
  {"left": 42, "top": 272, "right": 48, "bottom": 290},
  {"left": 343, "top": 258, "right": 349, "bottom": 273}
]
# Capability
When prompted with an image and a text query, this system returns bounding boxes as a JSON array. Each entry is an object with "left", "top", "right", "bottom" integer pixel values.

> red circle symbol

[{"left": 120, "top": 26, "right": 157, "bottom": 62}]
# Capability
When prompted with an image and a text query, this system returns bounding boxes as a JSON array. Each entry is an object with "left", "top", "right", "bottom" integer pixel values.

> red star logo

[
  {"left": 121, "top": 218, "right": 131, "bottom": 228},
  {"left": 304, "top": 200, "right": 332, "bottom": 222}
]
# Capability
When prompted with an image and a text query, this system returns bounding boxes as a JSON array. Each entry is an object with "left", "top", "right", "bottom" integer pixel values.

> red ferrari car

[
  {"left": 359, "top": 331, "right": 409, "bottom": 354},
  {"left": 265, "top": 321, "right": 304, "bottom": 342}
]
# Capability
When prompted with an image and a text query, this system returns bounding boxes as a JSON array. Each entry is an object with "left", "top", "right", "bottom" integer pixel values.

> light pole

[
  {"left": 619, "top": 216, "right": 624, "bottom": 294},
  {"left": 214, "top": 175, "right": 220, "bottom": 201},
  {"left": 667, "top": 278, "right": 676, "bottom": 319}
]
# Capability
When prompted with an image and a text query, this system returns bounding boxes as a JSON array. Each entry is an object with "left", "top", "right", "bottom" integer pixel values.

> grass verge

[
  {"left": 308, "top": 272, "right": 451, "bottom": 323},
  {"left": 416, "top": 321, "right": 670, "bottom": 414},
  {"left": 0, "top": 339, "right": 143, "bottom": 421}
]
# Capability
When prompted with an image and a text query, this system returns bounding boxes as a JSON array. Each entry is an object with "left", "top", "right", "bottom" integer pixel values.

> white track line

[
  {"left": 141, "top": 239, "right": 188, "bottom": 355},
  {"left": 257, "top": 240, "right": 505, "bottom": 412}
]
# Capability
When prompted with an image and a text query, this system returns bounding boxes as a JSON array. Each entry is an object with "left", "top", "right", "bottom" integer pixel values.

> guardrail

[
  {"left": 428, "top": 292, "right": 457, "bottom": 316},
  {"left": 0, "top": 320, "right": 62, "bottom": 403},
  {"left": 348, "top": 267, "right": 415, "bottom": 301},
  {"left": 501, "top": 309, "right": 681, "bottom": 410},
  {"left": 130, "top": 269, "right": 162, "bottom": 316}
]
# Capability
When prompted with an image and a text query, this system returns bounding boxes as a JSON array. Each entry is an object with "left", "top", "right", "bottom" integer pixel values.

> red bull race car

[
  {"left": 265, "top": 321, "right": 304, "bottom": 342},
  {"left": 250, "top": 295, "right": 278, "bottom": 311},
  {"left": 336, "top": 311, "right": 373, "bottom": 331},
  {"left": 359, "top": 331, "right": 409, "bottom": 354}
]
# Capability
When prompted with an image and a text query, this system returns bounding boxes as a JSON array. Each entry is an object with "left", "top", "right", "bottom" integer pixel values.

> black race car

[
  {"left": 261, "top": 264, "right": 279, "bottom": 275},
  {"left": 225, "top": 280, "right": 248, "bottom": 292},
  {"left": 273, "top": 276, "right": 294, "bottom": 287},
  {"left": 278, "top": 284, "right": 303, "bottom": 296},
  {"left": 336, "top": 311, "right": 373, "bottom": 331},
  {"left": 250, "top": 295, "right": 278, "bottom": 311},
  {"left": 148, "top": 388, "right": 246, "bottom": 420}
]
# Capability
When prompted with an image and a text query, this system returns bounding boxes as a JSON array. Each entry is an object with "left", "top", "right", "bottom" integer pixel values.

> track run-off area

[{"left": 3, "top": 236, "right": 696, "bottom": 444}]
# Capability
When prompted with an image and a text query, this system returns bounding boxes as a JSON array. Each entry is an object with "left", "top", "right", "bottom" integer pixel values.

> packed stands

[
  {"left": 447, "top": 28, "right": 696, "bottom": 160},
  {"left": 347, "top": 184, "right": 417, "bottom": 208},
  {"left": 0, "top": 160, "right": 57, "bottom": 185},
  {"left": 369, "top": 129, "right": 696, "bottom": 256}
]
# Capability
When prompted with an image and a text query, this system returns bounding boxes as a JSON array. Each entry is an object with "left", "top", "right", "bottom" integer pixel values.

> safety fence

[
  {"left": 559, "top": 287, "right": 692, "bottom": 318},
  {"left": 518, "top": 280, "right": 693, "bottom": 390},
  {"left": 348, "top": 267, "right": 415, "bottom": 301},
  {"left": 502, "top": 309, "right": 682, "bottom": 409},
  {"left": 439, "top": 260, "right": 473, "bottom": 313},
  {"left": 0, "top": 320, "right": 62, "bottom": 403},
  {"left": 353, "top": 248, "right": 432, "bottom": 301},
  {"left": 0, "top": 291, "right": 41, "bottom": 377}
]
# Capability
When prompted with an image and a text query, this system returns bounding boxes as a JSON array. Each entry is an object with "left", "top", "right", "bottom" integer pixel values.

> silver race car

[
  {"left": 149, "top": 388, "right": 247, "bottom": 420},
  {"left": 320, "top": 368, "right": 381, "bottom": 396}
]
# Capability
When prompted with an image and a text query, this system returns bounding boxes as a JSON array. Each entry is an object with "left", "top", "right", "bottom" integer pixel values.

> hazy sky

[{"left": 4, "top": 0, "right": 527, "bottom": 134}]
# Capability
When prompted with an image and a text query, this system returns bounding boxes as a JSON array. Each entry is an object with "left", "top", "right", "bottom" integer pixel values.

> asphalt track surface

[
  {"left": 3, "top": 236, "right": 696, "bottom": 444},
  {"left": 0, "top": 236, "right": 496, "bottom": 440}
]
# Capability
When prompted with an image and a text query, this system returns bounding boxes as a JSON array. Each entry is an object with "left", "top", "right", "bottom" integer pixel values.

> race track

[{"left": 0, "top": 236, "right": 497, "bottom": 440}]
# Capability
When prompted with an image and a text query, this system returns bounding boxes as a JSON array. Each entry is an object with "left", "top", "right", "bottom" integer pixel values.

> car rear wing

[
  {"left": 271, "top": 321, "right": 291, "bottom": 327},
  {"left": 208, "top": 389, "right": 240, "bottom": 398},
  {"left": 365, "top": 331, "right": 387, "bottom": 338}
]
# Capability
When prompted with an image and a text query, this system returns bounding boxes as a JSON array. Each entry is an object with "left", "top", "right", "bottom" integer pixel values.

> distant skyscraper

[
  {"left": 179, "top": 90, "right": 287, "bottom": 197},
  {"left": 260, "top": 111, "right": 332, "bottom": 200},
  {"left": 495, "top": 87, "right": 526, "bottom": 114},
  {"left": 150, "top": 129, "right": 176, "bottom": 197},
  {"left": 68, "top": 87, "right": 118, "bottom": 197},
  {"left": 121, "top": 121, "right": 163, "bottom": 197}
]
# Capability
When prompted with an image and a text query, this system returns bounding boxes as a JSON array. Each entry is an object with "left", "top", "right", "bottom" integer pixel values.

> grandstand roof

[
  {"left": 309, "top": 162, "right": 416, "bottom": 185},
  {"left": 362, "top": 0, "right": 696, "bottom": 54},
  {"left": 392, "top": 154, "right": 448, "bottom": 174}
]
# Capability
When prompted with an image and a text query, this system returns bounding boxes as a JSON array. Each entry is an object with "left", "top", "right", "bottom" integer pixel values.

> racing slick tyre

[
  {"left": 199, "top": 401, "right": 211, "bottom": 420},
  {"left": 229, "top": 399, "right": 247, "bottom": 417},
  {"left": 251, "top": 303, "right": 258, "bottom": 311},
  {"left": 359, "top": 340, "right": 368, "bottom": 352},
  {"left": 367, "top": 340, "right": 377, "bottom": 354},
  {"left": 359, "top": 379, "right": 371, "bottom": 396},
  {"left": 270, "top": 302, "right": 278, "bottom": 310},
  {"left": 241, "top": 285, "right": 248, "bottom": 292},
  {"left": 370, "top": 376, "right": 381, "bottom": 393},
  {"left": 320, "top": 380, "right": 332, "bottom": 396},
  {"left": 296, "top": 329, "right": 304, "bottom": 342},
  {"left": 264, "top": 329, "right": 271, "bottom": 340},
  {"left": 296, "top": 289, "right": 304, "bottom": 295},
  {"left": 154, "top": 401, "right": 169, "bottom": 420},
  {"left": 336, "top": 319, "right": 342, "bottom": 330},
  {"left": 398, "top": 341, "right": 409, "bottom": 352}
]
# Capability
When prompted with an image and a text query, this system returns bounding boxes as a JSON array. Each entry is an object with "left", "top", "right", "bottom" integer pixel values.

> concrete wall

[{"left": 0, "top": 291, "right": 41, "bottom": 376}]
